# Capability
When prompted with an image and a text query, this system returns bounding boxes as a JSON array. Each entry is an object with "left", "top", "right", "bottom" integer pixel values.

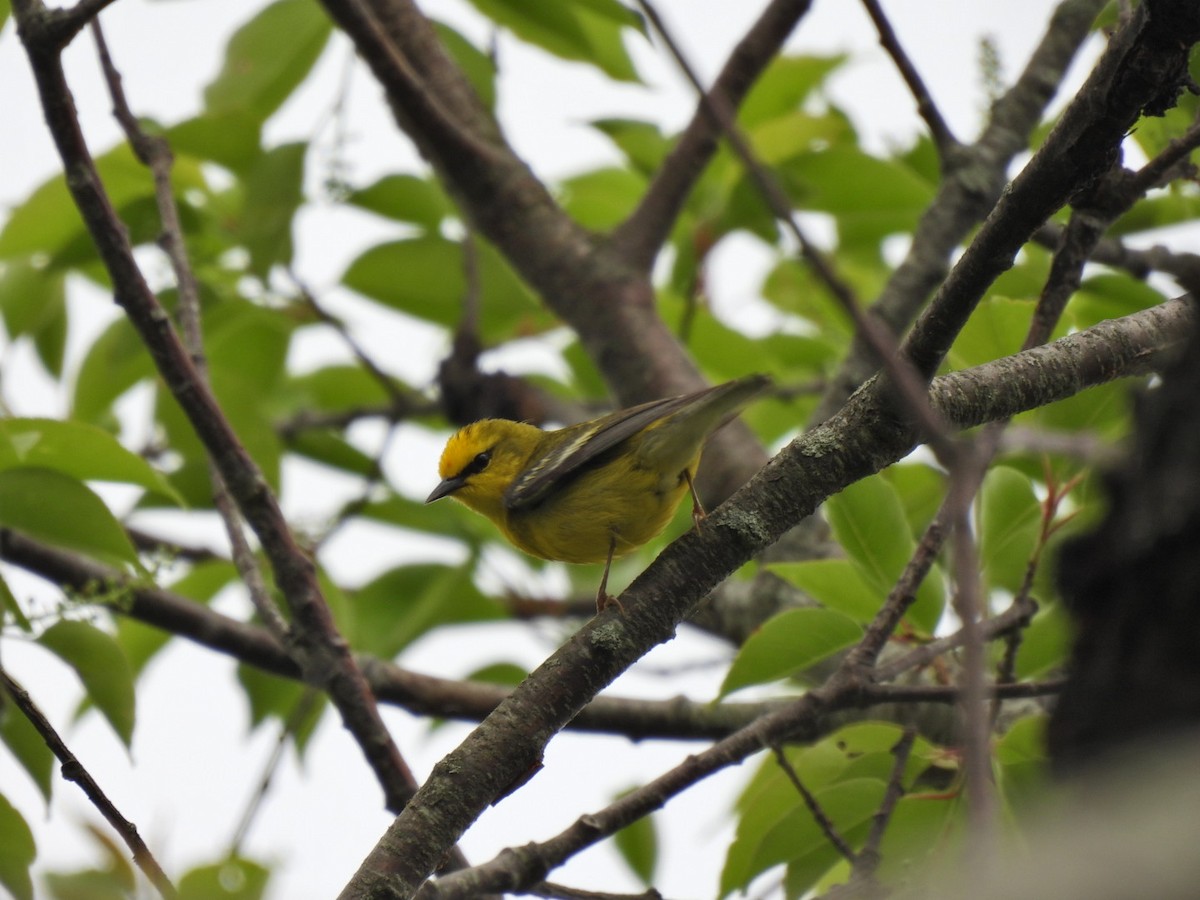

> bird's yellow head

[{"left": 425, "top": 419, "right": 543, "bottom": 521}]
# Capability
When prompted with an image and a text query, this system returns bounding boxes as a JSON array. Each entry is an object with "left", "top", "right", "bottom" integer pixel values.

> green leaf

[
  {"left": 361, "top": 492, "right": 500, "bottom": 546},
  {"left": 613, "top": 790, "right": 658, "bottom": 884},
  {"left": 0, "top": 574, "right": 32, "bottom": 632},
  {"left": 1025, "top": 379, "right": 1131, "bottom": 440},
  {"left": 590, "top": 118, "right": 671, "bottom": 173},
  {"left": 71, "top": 316, "right": 155, "bottom": 426},
  {"left": 286, "top": 364, "right": 395, "bottom": 411},
  {"left": 826, "top": 475, "right": 945, "bottom": 634},
  {"left": 559, "top": 167, "right": 647, "bottom": 230},
  {"left": 1, "top": 697, "right": 54, "bottom": 802},
  {"left": 873, "top": 793, "right": 963, "bottom": 884},
  {"left": 0, "top": 419, "right": 180, "bottom": 504},
  {"left": 0, "top": 258, "right": 67, "bottom": 375},
  {"left": 178, "top": 858, "right": 270, "bottom": 900},
  {"left": 1070, "top": 273, "right": 1166, "bottom": 331},
  {"left": 467, "top": 662, "right": 528, "bottom": 686},
  {"left": 351, "top": 564, "right": 504, "bottom": 658},
  {"left": 236, "top": 142, "right": 307, "bottom": 277},
  {"left": 288, "top": 430, "right": 379, "bottom": 478},
  {"left": 995, "top": 714, "right": 1049, "bottom": 815},
  {"left": 947, "top": 297, "right": 1037, "bottom": 370},
  {"left": 0, "top": 468, "right": 140, "bottom": 569},
  {"left": 346, "top": 174, "right": 452, "bottom": 229},
  {"left": 780, "top": 147, "right": 934, "bottom": 245},
  {"left": 747, "top": 111, "right": 853, "bottom": 167},
  {"left": 719, "top": 608, "right": 862, "bottom": 698},
  {"left": 1110, "top": 189, "right": 1200, "bottom": 237},
  {"left": 767, "top": 560, "right": 881, "bottom": 623},
  {"left": 342, "top": 236, "right": 550, "bottom": 342},
  {"left": 44, "top": 868, "right": 132, "bottom": 900},
  {"left": 978, "top": 466, "right": 1041, "bottom": 595},
  {"left": 38, "top": 621, "right": 137, "bottom": 747},
  {"left": 463, "top": 0, "right": 641, "bottom": 82},
  {"left": 0, "top": 145, "right": 153, "bottom": 261},
  {"left": 740, "top": 55, "right": 846, "bottom": 127},
  {"left": 1013, "top": 601, "right": 1070, "bottom": 679},
  {"left": 882, "top": 462, "right": 945, "bottom": 536},
  {"left": 723, "top": 778, "right": 882, "bottom": 896},
  {"left": 113, "top": 561, "right": 234, "bottom": 680},
  {"left": 0, "top": 793, "right": 35, "bottom": 900},
  {"left": 167, "top": 112, "right": 264, "bottom": 173},
  {"left": 762, "top": 257, "right": 855, "bottom": 340},
  {"left": 236, "top": 667, "right": 326, "bottom": 754},
  {"left": 203, "top": 0, "right": 332, "bottom": 122}
]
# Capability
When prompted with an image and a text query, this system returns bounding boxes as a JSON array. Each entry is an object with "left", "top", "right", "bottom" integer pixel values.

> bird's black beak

[{"left": 426, "top": 476, "right": 464, "bottom": 504}]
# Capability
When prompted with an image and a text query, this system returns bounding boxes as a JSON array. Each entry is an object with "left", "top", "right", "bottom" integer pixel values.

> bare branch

[
  {"left": 859, "top": 0, "right": 957, "bottom": 155},
  {"left": 852, "top": 728, "right": 917, "bottom": 884},
  {"left": 0, "top": 664, "right": 177, "bottom": 899},
  {"left": 772, "top": 746, "right": 859, "bottom": 863}
]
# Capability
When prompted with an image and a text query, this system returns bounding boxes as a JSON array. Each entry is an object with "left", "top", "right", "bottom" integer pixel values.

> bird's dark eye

[{"left": 461, "top": 449, "right": 492, "bottom": 478}]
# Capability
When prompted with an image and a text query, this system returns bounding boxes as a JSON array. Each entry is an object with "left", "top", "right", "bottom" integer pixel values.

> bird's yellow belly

[{"left": 502, "top": 457, "right": 695, "bottom": 564}]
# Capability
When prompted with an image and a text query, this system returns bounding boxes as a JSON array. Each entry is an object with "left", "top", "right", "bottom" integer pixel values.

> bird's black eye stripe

[{"left": 460, "top": 449, "right": 492, "bottom": 479}]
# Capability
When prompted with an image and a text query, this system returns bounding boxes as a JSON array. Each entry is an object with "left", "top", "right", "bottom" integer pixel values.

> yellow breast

[{"left": 501, "top": 450, "right": 699, "bottom": 564}]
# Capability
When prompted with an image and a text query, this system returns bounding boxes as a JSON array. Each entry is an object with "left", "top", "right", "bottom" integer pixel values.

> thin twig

[
  {"left": 527, "top": 882, "right": 664, "bottom": 900},
  {"left": 230, "top": 688, "right": 321, "bottom": 855},
  {"left": 852, "top": 728, "right": 916, "bottom": 882},
  {"left": 771, "top": 746, "right": 858, "bottom": 863},
  {"left": 1128, "top": 107, "right": 1200, "bottom": 195},
  {"left": 864, "top": 679, "right": 1065, "bottom": 704},
  {"left": 91, "top": 21, "right": 292, "bottom": 644},
  {"left": 0, "top": 664, "right": 178, "bottom": 899},
  {"left": 874, "top": 595, "right": 1038, "bottom": 683},
  {"left": 291, "top": 272, "right": 411, "bottom": 405},
  {"left": 36, "top": 0, "right": 120, "bottom": 49},
  {"left": 276, "top": 399, "right": 437, "bottom": 438},
  {"left": 859, "top": 0, "right": 957, "bottom": 156}
]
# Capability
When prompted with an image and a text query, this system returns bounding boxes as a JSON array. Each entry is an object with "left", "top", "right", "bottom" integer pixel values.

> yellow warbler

[{"left": 426, "top": 374, "right": 770, "bottom": 610}]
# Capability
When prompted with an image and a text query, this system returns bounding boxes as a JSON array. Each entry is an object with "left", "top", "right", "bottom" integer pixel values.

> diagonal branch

[
  {"left": 0, "top": 665, "right": 177, "bottom": 899},
  {"left": 860, "top": 0, "right": 957, "bottom": 156}
]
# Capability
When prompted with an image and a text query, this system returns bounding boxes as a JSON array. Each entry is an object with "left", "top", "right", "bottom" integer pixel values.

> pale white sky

[{"left": 0, "top": 3, "right": 1099, "bottom": 897}]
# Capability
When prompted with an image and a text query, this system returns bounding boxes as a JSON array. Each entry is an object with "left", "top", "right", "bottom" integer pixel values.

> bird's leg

[
  {"left": 684, "top": 469, "right": 707, "bottom": 529},
  {"left": 596, "top": 532, "right": 624, "bottom": 614}
]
